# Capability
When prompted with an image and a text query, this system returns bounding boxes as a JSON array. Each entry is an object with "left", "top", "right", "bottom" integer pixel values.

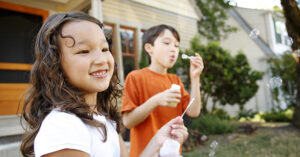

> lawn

[{"left": 182, "top": 123, "right": 300, "bottom": 157}]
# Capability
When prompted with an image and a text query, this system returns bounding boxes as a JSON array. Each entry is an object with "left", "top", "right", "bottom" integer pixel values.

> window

[{"left": 120, "top": 26, "right": 137, "bottom": 78}]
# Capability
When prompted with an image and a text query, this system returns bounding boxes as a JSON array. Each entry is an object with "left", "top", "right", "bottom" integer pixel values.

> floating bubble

[
  {"left": 201, "top": 135, "right": 207, "bottom": 141},
  {"left": 182, "top": 54, "right": 192, "bottom": 60},
  {"left": 202, "top": 16, "right": 207, "bottom": 20},
  {"left": 294, "top": 49, "right": 300, "bottom": 57},
  {"left": 269, "top": 77, "right": 282, "bottom": 89},
  {"left": 289, "top": 37, "right": 293, "bottom": 44},
  {"left": 210, "top": 140, "right": 218, "bottom": 149},
  {"left": 249, "top": 28, "right": 260, "bottom": 39},
  {"left": 209, "top": 151, "right": 215, "bottom": 157}
]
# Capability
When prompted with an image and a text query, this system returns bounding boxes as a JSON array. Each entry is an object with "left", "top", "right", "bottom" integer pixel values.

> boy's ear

[{"left": 144, "top": 43, "right": 153, "bottom": 56}]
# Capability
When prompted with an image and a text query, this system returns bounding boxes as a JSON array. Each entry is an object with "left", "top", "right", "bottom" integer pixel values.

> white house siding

[
  {"left": 102, "top": 0, "right": 199, "bottom": 51},
  {"left": 216, "top": 13, "right": 273, "bottom": 116},
  {"left": 235, "top": 7, "right": 270, "bottom": 45}
]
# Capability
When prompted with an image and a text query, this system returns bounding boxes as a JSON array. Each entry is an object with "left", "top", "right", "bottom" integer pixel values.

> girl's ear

[{"left": 144, "top": 43, "right": 153, "bottom": 56}]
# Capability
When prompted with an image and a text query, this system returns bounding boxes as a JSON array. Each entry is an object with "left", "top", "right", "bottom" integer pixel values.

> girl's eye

[
  {"left": 163, "top": 42, "right": 170, "bottom": 45},
  {"left": 78, "top": 50, "right": 89, "bottom": 54},
  {"left": 102, "top": 48, "right": 109, "bottom": 52},
  {"left": 175, "top": 45, "right": 179, "bottom": 48}
]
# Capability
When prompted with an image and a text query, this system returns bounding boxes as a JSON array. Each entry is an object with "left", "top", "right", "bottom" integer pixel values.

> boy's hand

[
  {"left": 153, "top": 88, "right": 181, "bottom": 107},
  {"left": 190, "top": 53, "right": 204, "bottom": 79}
]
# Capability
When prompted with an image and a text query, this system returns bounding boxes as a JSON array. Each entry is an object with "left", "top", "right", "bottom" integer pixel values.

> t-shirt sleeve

[
  {"left": 121, "top": 72, "right": 140, "bottom": 113},
  {"left": 179, "top": 78, "right": 191, "bottom": 113},
  {"left": 34, "top": 111, "right": 91, "bottom": 157}
]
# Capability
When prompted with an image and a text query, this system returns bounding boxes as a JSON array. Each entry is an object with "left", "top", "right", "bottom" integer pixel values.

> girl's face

[{"left": 59, "top": 20, "right": 114, "bottom": 95}]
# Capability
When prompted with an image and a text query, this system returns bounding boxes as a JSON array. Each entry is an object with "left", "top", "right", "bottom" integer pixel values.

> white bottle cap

[{"left": 159, "top": 139, "right": 180, "bottom": 156}]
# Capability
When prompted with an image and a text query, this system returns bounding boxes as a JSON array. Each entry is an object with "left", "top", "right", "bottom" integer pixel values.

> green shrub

[
  {"left": 238, "top": 108, "right": 258, "bottom": 119},
  {"left": 213, "top": 108, "right": 231, "bottom": 120},
  {"left": 261, "top": 107, "right": 294, "bottom": 122},
  {"left": 190, "top": 114, "right": 238, "bottom": 135}
]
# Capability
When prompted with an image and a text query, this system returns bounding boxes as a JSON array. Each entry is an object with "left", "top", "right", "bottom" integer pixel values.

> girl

[{"left": 20, "top": 11, "right": 187, "bottom": 157}]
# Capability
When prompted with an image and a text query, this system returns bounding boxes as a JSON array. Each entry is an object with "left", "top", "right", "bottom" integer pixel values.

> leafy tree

[
  {"left": 195, "top": 0, "right": 237, "bottom": 41},
  {"left": 280, "top": 0, "right": 300, "bottom": 128},
  {"left": 268, "top": 53, "right": 297, "bottom": 107},
  {"left": 170, "top": 36, "right": 263, "bottom": 113},
  {"left": 139, "top": 49, "right": 149, "bottom": 69}
]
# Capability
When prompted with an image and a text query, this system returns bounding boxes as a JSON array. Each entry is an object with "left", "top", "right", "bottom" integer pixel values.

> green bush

[
  {"left": 261, "top": 107, "right": 294, "bottom": 122},
  {"left": 213, "top": 108, "right": 231, "bottom": 120},
  {"left": 190, "top": 114, "right": 238, "bottom": 135},
  {"left": 238, "top": 108, "right": 258, "bottom": 119}
]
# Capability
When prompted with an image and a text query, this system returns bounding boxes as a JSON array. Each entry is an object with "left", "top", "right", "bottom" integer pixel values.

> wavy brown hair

[{"left": 20, "top": 11, "right": 123, "bottom": 157}]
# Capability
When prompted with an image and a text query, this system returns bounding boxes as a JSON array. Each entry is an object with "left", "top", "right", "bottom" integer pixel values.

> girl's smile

[{"left": 90, "top": 69, "right": 108, "bottom": 79}]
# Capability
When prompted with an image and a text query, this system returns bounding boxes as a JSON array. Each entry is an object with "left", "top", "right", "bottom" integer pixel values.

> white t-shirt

[{"left": 34, "top": 109, "right": 120, "bottom": 157}]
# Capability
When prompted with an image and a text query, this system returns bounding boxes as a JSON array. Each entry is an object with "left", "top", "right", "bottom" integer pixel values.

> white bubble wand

[{"left": 181, "top": 98, "right": 195, "bottom": 117}]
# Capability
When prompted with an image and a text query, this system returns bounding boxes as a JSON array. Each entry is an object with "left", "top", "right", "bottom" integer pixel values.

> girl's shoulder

[
  {"left": 35, "top": 109, "right": 92, "bottom": 156},
  {"left": 38, "top": 109, "right": 91, "bottom": 139},
  {"left": 44, "top": 109, "right": 86, "bottom": 127}
]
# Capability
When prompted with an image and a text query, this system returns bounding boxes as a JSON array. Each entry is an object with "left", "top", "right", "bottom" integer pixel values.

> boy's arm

[
  {"left": 186, "top": 53, "right": 204, "bottom": 117},
  {"left": 122, "top": 96, "right": 159, "bottom": 129},
  {"left": 123, "top": 89, "right": 181, "bottom": 128}
]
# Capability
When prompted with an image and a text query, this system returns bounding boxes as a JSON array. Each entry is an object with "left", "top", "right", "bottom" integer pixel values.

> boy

[{"left": 121, "top": 24, "right": 203, "bottom": 157}]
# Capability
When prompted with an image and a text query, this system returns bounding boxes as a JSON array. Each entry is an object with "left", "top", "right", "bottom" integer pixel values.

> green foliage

[
  {"left": 195, "top": 0, "right": 238, "bottom": 40},
  {"left": 267, "top": 52, "right": 297, "bottom": 107},
  {"left": 139, "top": 50, "right": 149, "bottom": 69},
  {"left": 190, "top": 114, "right": 238, "bottom": 135},
  {"left": 238, "top": 107, "right": 294, "bottom": 123},
  {"left": 171, "top": 35, "right": 264, "bottom": 112},
  {"left": 213, "top": 108, "right": 231, "bottom": 120},
  {"left": 238, "top": 108, "right": 258, "bottom": 119},
  {"left": 261, "top": 107, "right": 294, "bottom": 122}
]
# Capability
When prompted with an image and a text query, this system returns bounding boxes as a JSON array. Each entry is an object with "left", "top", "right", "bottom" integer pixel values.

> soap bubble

[
  {"left": 289, "top": 37, "right": 293, "bottom": 44},
  {"left": 249, "top": 28, "right": 260, "bottom": 39},
  {"left": 294, "top": 49, "right": 300, "bottom": 57},
  {"left": 209, "top": 151, "right": 215, "bottom": 157},
  {"left": 210, "top": 140, "right": 218, "bottom": 149},
  {"left": 201, "top": 135, "right": 207, "bottom": 141},
  {"left": 268, "top": 77, "right": 282, "bottom": 89}
]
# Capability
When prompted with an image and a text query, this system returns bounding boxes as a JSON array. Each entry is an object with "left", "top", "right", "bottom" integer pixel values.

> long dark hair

[{"left": 20, "top": 11, "right": 123, "bottom": 156}]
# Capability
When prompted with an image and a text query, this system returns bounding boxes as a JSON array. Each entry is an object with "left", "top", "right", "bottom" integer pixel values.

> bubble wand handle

[{"left": 181, "top": 98, "right": 195, "bottom": 118}]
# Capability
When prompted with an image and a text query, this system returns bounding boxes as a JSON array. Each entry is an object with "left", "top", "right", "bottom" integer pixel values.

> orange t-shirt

[{"left": 121, "top": 68, "right": 190, "bottom": 157}]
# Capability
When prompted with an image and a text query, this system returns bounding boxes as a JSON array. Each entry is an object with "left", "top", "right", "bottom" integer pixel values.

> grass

[{"left": 182, "top": 123, "right": 300, "bottom": 157}]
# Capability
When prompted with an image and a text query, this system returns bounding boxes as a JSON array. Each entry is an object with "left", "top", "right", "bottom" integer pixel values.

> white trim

[{"left": 0, "top": 115, "right": 24, "bottom": 137}]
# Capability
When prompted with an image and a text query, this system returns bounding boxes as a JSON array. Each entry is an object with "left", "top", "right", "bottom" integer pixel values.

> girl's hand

[
  {"left": 189, "top": 53, "right": 204, "bottom": 79},
  {"left": 155, "top": 117, "right": 188, "bottom": 147}
]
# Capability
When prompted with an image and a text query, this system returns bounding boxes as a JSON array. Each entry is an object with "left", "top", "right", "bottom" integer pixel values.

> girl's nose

[{"left": 92, "top": 51, "right": 107, "bottom": 64}]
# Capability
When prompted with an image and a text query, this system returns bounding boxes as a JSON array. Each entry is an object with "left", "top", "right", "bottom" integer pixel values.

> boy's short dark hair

[{"left": 142, "top": 24, "right": 180, "bottom": 64}]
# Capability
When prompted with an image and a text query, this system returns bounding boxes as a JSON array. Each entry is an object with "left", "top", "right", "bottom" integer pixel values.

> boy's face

[
  {"left": 59, "top": 20, "right": 114, "bottom": 96},
  {"left": 147, "top": 29, "right": 179, "bottom": 69}
]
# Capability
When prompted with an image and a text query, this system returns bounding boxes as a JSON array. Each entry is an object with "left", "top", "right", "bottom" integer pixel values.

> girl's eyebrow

[
  {"left": 76, "top": 39, "right": 108, "bottom": 47},
  {"left": 76, "top": 39, "right": 88, "bottom": 46}
]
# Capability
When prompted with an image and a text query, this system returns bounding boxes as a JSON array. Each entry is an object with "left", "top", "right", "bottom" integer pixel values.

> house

[
  {"left": 0, "top": 0, "right": 202, "bottom": 156},
  {"left": 213, "top": 7, "right": 291, "bottom": 116}
]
